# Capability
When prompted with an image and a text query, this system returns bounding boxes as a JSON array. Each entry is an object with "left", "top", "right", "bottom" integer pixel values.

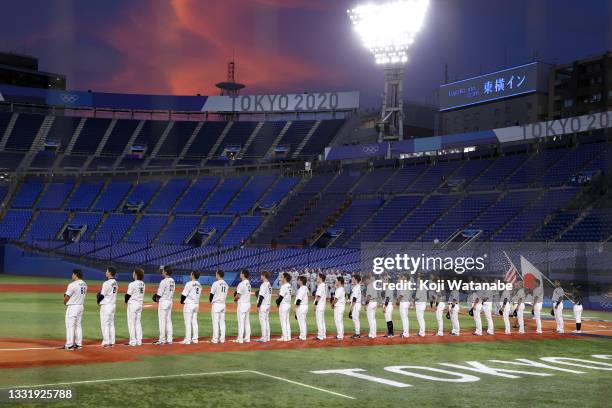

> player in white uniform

[
  {"left": 314, "top": 273, "right": 327, "bottom": 340},
  {"left": 309, "top": 269, "right": 318, "bottom": 295},
  {"left": 97, "top": 267, "right": 117, "bottom": 347},
  {"left": 349, "top": 274, "right": 362, "bottom": 338},
  {"left": 481, "top": 284, "right": 494, "bottom": 335},
  {"left": 448, "top": 288, "right": 460, "bottom": 335},
  {"left": 234, "top": 269, "right": 252, "bottom": 343},
  {"left": 210, "top": 270, "right": 229, "bottom": 343},
  {"left": 125, "top": 268, "right": 145, "bottom": 346},
  {"left": 295, "top": 276, "right": 309, "bottom": 340},
  {"left": 552, "top": 280, "right": 566, "bottom": 333},
  {"left": 326, "top": 271, "right": 335, "bottom": 300},
  {"left": 471, "top": 287, "right": 483, "bottom": 336},
  {"left": 62, "top": 269, "right": 87, "bottom": 350},
  {"left": 514, "top": 282, "right": 526, "bottom": 334},
  {"left": 257, "top": 271, "right": 272, "bottom": 342},
  {"left": 290, "top": 269, "right": 299, "bottom": 294},
  {"left": 276, "top": 272, "right": 292, "bottom": 341},
  {"left": 434, "top": 287, "right": 447, "bottom": 337},
  {"left": 344, "top": 272, "right": 352, "bottom": 299},
  {"left": 364, "top": 276, "right": 379, "bottom": 338},
  {"left": 382, "top": 276, "right": 395, "bottom": 337},
  {"left": 499, "top": 286, "right": 513, "bottom": 334},
  {"left": 570, "top": 285, "right": 583, "bottom": 333},
  {"left": 531, "top": 278, "right": 544, "bottom": 334},
  {"left": 153, "top": 266, "right": 175, "bottom": 345},
  {"left": 414, "top": 277, "right": 427, "bottom": 337},
  {"left": 332, "top": 276, "right": 346, "bottom": 339},
  {"left": 397, "top": 274, "right": 412, "bottom": 338},
  {"left": 180, "top": 270, "right": 202, "bottom": 344}
]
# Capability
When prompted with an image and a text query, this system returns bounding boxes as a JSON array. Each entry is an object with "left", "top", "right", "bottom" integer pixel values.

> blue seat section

[
  {"left": 91, "top": 214, "right": 135, "bottom": 242},
  {"left": 559, "top": 209, "right": 612, "bottom": 242},
  {"left": 0, "top": 185, "right": 8, "bottom": 203},
  {"left": 494, "top": 188, "right": 579, "bottom": 241},
  {"left": 529, "top": 211, "right": 579, "bottom": 242},
  {"left": 468, "top": 154, "right": 527, "bottom": 190},
  {"left": 45, "top": 116, "right": 81, "bottom": 152},
  {"left": 0, "top": 210, "right": 32, "bottom": 239},
  {"left": 220, "top": 216, "right": 263, "bottom": 246},
  {"left": 540, "top": 143, "right": 606, "bottom": 186},
  {"left": 126, "top": 181, "right": 161, "bottom": 204},
  {"left": 0, "top": 112, "right": 13, "bottom": 138},
  {"left": 258, "top": 176, "right": 299, "bottom": 208},
  {"left": 420, "top": 192, "right": 499, "bottom": 242},
  {"left": 275, "top": 121, "right": 314, "bottom": 155},
  {"left": 324, "top": 170, "right": 362, "bottom": 194},
  {"left": 92, "top": 181, "right": 132, "bottom": 211},
  {"left": 147, "top": 179, "right": 190, "bottom": 213},
  {"left": 4, "top": 113, "right": 44, "bottom": 151},
  {"left": 29, "top": 151, "right": 57, "bottom": 169},
  {"left": 386, "top": 194, "right": 459, "bottom": 242},
  {"left": 201, "top": 176, "right": 248, "bottom": 214},
  {"left": 200, "top": 215, "right": 234, "bottom": 244},
  {"left": 331, "top": 198, "right": 382, "bottom": 246},
  {"left": 225, "top": 175, "right": 276, "bottom": 214},
  {"left": 348, "top": 195, "right": 423, "bottom": 245},
  {"left": 101, "top": 119, "right": 139, "bottom": 155},
  {"left": 0, "top": 152, "right": 25, "bottom": 171},
  {"left": 65, "top": 181, "right": 104, "bottom": 211},
  {"left": 213, "top": 121, "right": 257, "bottom": 157},
  {"left": 71, "top": 118, "right": 112, "bottom": 154},
  {"left": 504, "top": 149, "right": 567, "bottom": 188},
  {"left": 467, "top": 190, "right": 541, "bottom": 240},
  {"left": 185, "top": 122, "right": 228, "bottom": 158},
  {"left": 69, "top": 213, "right": 103, "bottom": 238},
  {"left": 125, "top": 215, "right": 167, "bottom": 243},
  {"left": 243, "top": 121, "right": 285, "bottom": 158},
  {"left": 158, "top": 215, "right": 201, "bottom": 244},
  {"left": 133, "top": 120, "right": 168, "bottom": 153},
  {"left": 11, "top": 181, "right": 44, "bottom": 208},
  {"left": 24, "top": 211, "right": 68, "bottom": 241},
  {"left": 174, "top": 177, "right": 219, "bottom": 214},
  {"left": 37, "top": 182, "right": 75, "bottom": 209},
  {"left": 448, "top": 159, "right": 492, "bottom": 188},
  {"left": 353, "top": 167, "right": 396, "bottom": 194},
  {"left": 380, "top": 165, "right": 426, "bottom": 193},
  {"left": 409, "top": 160, "right": 462, "bottom": 192},
  {"left": 157, "top": 121, "right": 198, "bottom": 157},
  {"left": 299, "top": 119, "right": 345, "bottom": 156}
]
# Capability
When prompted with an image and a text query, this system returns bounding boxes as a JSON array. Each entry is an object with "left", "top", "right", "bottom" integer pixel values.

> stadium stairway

[
  {"left": 0, "top": 113, "right": 18, "bottom": 150},
  {"left": 264, "top": 121, "right": 292, "bottom": 159},
  {"left": 172, "top": 121, "right": 205, "bottom": 166},
  {"left": 113, "top": 120, "right": 145, "bottom": 170},
  {"left": 236, "top": 121, "right": 264, "bottom": 160},
  {"left": 18, "top": 115, "right": 55, "bottom": 172},
  {"left": 206, "top": 122, "right": 233, "bottom": 160},
  {"left": 293, "top": 120, "right": 321, "bottom": 158},
  {"left": 18, "top": 210, "right": 38, "bottom": 241}
]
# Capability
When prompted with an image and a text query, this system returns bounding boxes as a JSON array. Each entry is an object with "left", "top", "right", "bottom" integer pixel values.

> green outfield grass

[{"left": 1, "top": 339, "right": 611, "bottom": 407}]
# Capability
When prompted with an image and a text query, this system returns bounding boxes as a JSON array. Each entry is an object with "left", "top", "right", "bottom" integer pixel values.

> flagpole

[{"left": 502, "top": 251, "right": 522, "bottom": 281}]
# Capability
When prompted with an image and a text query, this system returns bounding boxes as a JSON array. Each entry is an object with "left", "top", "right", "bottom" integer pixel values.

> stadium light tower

[{"left": 348, "top": 0, "right": 429, "bottom": 141}]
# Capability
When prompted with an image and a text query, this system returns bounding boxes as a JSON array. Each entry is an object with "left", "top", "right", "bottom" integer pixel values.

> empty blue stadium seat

[
  {"left": 37, "top": 182, "right": 75, "bottom": 209},
  {"left": 65, "top": 181, "right": 104, "bottom": 211},
  {"left": 11, "top": 181, "right": 43, "bottom": 208},
  {"left": 93, "top": 181, "right": 132, "bottom": 211},
  {"left": 201, "top": 176, "right": 248, "bottom": 214},
  {"left": 174, "top": 177, "right": 219, "bottom": 214},
  {"left": 0, "top": 210, "right": 32, "bottom": 239}
]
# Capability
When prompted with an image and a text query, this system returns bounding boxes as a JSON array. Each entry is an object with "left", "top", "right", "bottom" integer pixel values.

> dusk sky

[{"left": 1, "top": 0, "right": 610, "bottom": 107}]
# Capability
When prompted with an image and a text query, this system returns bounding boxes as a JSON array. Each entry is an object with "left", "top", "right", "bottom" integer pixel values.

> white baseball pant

[
  {"left": 517, "top": 303, "right": 525, "bottom": 333},
  {"left": 127, "top": 302, "right": 143, "bottom": 345},
  {"left": 211, "top": 303, "right": 226, "bottom": 342},
  {"left": 334, "top": 305, "right": 345, "bottom": 339},
  {"left": 554, "top": 302, "right": 564, "bottom": 333},
  {"left": 258, "top": 305, "right": 270, "bottom": 341},
  {"left": 435, "top": 302, "right": 446, "bottom": 335},
  {"left": 183, "top": 303, "right": 199, "bottom": 343},
  {"left": 573, "top": 304, "right": 583, "bottom": 323},
  {"left": 415, "top": 301, "right": 426, "bottom": 336},
  {"left": 279, "top": 303, "right": 291, "bottom": 340},
  {"left": 158, "top": 300, "right": 173, "bottom": 343},
  {"left": 236, "top": 303, "right": 251, "bottom": 342},
  {"left": 473, "top": 303, "right": 483, "bottom": 335},
  {"left": 399, "top": 302, "right": 410, "bottom": 336},
  {"left": 296, "top": 304, "right": 308, "bottom": 340},
  {"left": 351, "top": 303, "right": 361, "bottom": 335},
  {"left": 502, "top": 302, "right": 511, "bottom": 334},
  {"left": 450, "top": 303, "right": 460, "bottom": 334},
  {"left": 533, "top": 302, "right": 543, "bottom": 333},
  {"left": 315, "top": 305, "right": 326, "bottom": 339},
  {"left": 100, "top": 304, "right": 116, "bottom": 346},
  {"left": 366, "top": 301, "right": 377, "bottom": 338},
  {"left": 483, "top": 301, "right": 494, "bottom": 335},
  {"left": 65, "top": 305, "right": 83, "bottom": 347}
]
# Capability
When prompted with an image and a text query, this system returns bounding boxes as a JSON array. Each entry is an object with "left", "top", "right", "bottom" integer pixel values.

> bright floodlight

[{"left": 348, "top": 0, "right": 429, "bottom": 65}]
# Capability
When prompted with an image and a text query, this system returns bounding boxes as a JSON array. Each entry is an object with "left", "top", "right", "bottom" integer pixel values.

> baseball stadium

[{"left": 0, "top": 1, "right": 611, "bottom": 407}]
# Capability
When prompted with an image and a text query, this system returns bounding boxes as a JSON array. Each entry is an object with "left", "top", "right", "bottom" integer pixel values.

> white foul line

[{"left": 0, "top": 370, "right": 354, "bottom": 400}]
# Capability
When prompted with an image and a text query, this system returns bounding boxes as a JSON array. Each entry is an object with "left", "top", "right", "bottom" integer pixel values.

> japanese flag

[{"left": 520, "top": 256, "right": 544, "bottom": 290}]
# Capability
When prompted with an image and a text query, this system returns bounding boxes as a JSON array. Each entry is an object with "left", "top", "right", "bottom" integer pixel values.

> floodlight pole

[{"left": 379, "top": 66, "right": 405, "bottom": 142}]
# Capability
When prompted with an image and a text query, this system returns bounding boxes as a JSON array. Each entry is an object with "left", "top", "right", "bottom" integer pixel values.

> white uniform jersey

[
  {"left": 156, "top": 277, "right": 175, "bottom": 301},
  {"left": 552, "top": 287, "right": 565, "bottom": 302},
  {"left": 99, "top": 279, "right": 117, "bottom": 305},
  {"left": 279, "top": 283, "right": 292, "bottom": 306},
  {"left": 334, "top": 287, "right": 346, "bottom": 307},
  {"left": 210, "top": 280, "right": 229, "bottom": 304},
  {"left": 449, "top": 290, "right": 460, "bottom": 302},
  {"left": 366, "top": 282, "right": 379, "bottom": 302},
  {"left": 310, "top": 272, "right": 317, "bottom": 283},
  {"left": 500, "top": 289, "right": 512, "bottom": 303},
  {"left": 414, "top": 287, "right": 427, "bottom": 302},
  {"left": 127, "top": 280, "right": 145, "bottom": 305},
  {"left": 514, "top": 288, "right": 526, "bottom": 303},
  {"left": 351, "top": 284, "right": 362, "bottom": 304},
  {"left": 532, "top": 285, "right": 544, "bottom": 302},
  {"left": 295, "top": 286, "right": 309, "bottom": 305},
  {"left": 65, "top": 280, "right": 87, "bottom": 306},
  {"left": 315, "top": 283, "right": 327, "bottom": 300},
  {"left": 237, "top": 280, "right": 252, "bottom": 304},
  {"left": 181, "top": 280, "right": 202, "bottom": 305},
  {"left": 259, "top": 281, "right": 272, "bottom": 307}
]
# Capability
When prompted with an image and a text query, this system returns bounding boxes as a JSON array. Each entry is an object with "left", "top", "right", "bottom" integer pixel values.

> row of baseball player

[{"left": 61, "top": 268, "right": 584, "bottom": 349}]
